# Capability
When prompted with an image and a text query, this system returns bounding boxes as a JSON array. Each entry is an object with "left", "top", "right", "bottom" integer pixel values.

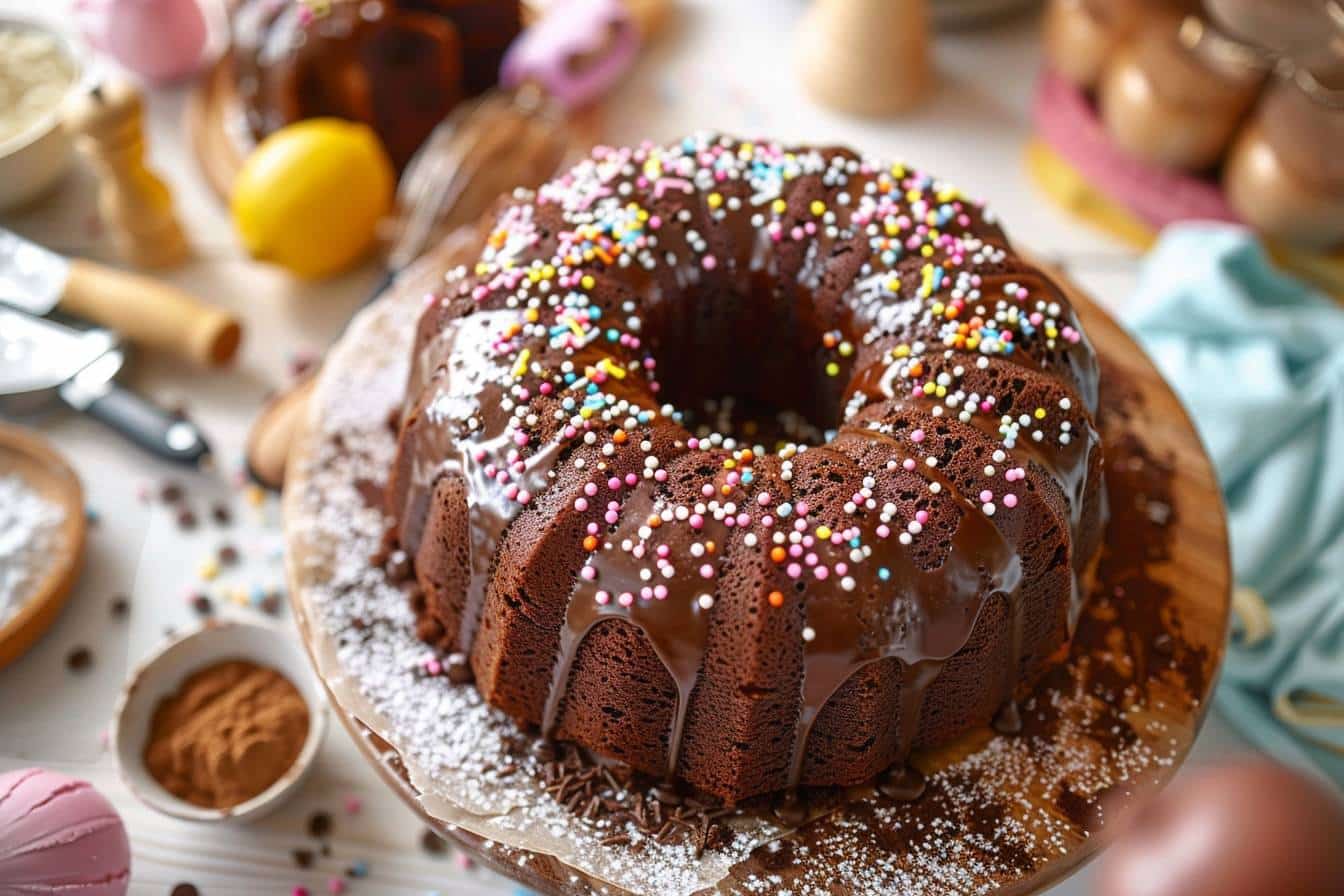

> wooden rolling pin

[{"left": 60, "top": 259, "right": 243, "bottom": 367}]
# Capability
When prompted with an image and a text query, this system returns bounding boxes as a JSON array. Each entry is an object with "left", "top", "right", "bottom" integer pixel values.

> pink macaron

[{"left": 0, "top": 768, "right": 131, "bottom": 895}]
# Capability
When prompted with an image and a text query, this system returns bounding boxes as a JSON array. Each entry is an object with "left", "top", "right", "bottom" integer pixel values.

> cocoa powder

[{"left": 145, "top": 660, "right": 309, "bottom": 809}]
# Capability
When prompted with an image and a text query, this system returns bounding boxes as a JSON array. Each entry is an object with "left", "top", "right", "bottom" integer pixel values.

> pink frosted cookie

[
  {"left": 1033, "top": 68, "right": 1241, "bottom": 231},
  {"left": 0, "top": 768, "right": 131, "bottom": 895}
]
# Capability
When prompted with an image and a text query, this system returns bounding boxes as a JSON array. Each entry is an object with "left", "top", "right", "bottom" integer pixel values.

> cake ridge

[{"left": 387, "top": 133, "right": 1106, "bottom": 802}]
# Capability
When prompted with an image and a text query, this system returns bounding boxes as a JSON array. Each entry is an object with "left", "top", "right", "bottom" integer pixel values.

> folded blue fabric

[{"left": 1126, "top": 224, "right": 1344, "bottom": 786}]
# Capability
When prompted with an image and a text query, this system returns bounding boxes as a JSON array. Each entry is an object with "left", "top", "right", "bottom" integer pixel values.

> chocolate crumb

[
  {"left": 218, "top": 544, "right": 240, "bottom": 566},
  {"left": 170, "top": 885, "right": 199, "bottom": 896},
  {"left": 65, "top": 646, "right": 92, "bottom": 672},
  {"left": 110, "top": 595, "right": 130, "bottom": 618},
  {"left": 308, "top": 810, "right": 332, "bottom": 839},
  {"left": 176, "top": 508, "right": 198, "bottom": 531},
  {"left": 211, "top": 503, "right": 232, "bottom": 525},
  {"left": 160, "top": 481, "right": 184, "bottom": 503},
  {"left": 445, "top": 652, "right": 474, "bottom": 684},
  {"left": 191, "top": 594, "right": 213, "bottom": 616},
  {"left": 292, "top": 848, "right": 314, "bottom": 868},
  {"left": 420, "top": 828, "right": 448, "bottom": 855},
  {"left": 261, "top": 594, "right": 283, "bottom": 616}
]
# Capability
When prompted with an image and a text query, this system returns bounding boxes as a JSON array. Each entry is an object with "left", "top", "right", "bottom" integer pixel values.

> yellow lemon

[{"left": 231, "top": 119, "right": 394, "bottom": 279}]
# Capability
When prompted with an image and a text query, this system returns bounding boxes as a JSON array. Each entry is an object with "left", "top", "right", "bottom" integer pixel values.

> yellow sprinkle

[
  {"left": 707, "top": 193, "right": 724, "bottom": 210},
  {"left": 810, "top": 200, "right": 826, "bottom": 216},
  {"left": 838, "top": 342, "right": 853, "bottom": 357},
  {"left": 886, "top": 277, "right": 901, "bottom": 293},
  {"left": 816, "top": 525, "right": 832, "bottom": 540},
  {"left": 906, "top": 189, "right": 922, "bottom": 202},
  {"left": 598, "top": 358, "right": 627, "bottom": 379},
  {"left": 723, "top": 458, "right": 736, "bottom": 470},
  {"left": 923, "top": 382, "right": 936, "bottom": 395},
  {"left": 935, "top": 385, "right": 947, "bottom": 398},
  {"left": 580, "top": 406, "right": 594, "bottom": 419},
  {"left": 891, "top": 164, "right": 906, "bottom": 178},
  {"left": 513, "top": 348, "right": 531, "bottom": 378},
  {"left": 931, "top": 302, "right": 945, "bottom": 316},
  {"left": 772, "top": 198, "right": 787, "bottom": 215},
  {"left": 1034, "top": 407, "right": 1047, "bottom": 419},
  {"left": 885, "top": 220, "right": 900, "bottom": 237},
  {"left": 566, "top": 318, "right": 586, "bottom": 339},
  {"left": 541, "top": 264, "right": 555, "bottom": 279},
  {"left": 921, "top": 245, "right": 934, "bottom": 257},
  {"left": 199, "top": 558, "right": 220, "bottom": 581},
  {"left": 524, "top": 308, "right": 539, "bottom": 322},
  {"left": 937, "top": 188, "right": 960, "bottom": 202},
  {"left": 246, "top": 485, "right": 265, "bottom": 507},
  {"left": 581, "top": 275, "right": 595, "bottom": 290},
  {"left": 894, "top": 344, "right": 911, "bottom": 358},
  {"left": 826, "top": 362, "right": 840, "bottom": 377},
  {"left": 1045, "top": 326, "right": 1059, "bottom": 339}
]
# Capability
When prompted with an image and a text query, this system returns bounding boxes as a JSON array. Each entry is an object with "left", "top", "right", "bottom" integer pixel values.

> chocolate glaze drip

[{"left": 388, "top": 136, "right": 1107, "bottom": 802}]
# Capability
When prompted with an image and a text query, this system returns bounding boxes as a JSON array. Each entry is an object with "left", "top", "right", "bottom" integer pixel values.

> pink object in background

[
  {"left": 500, "top": 0, "right": 639, "bottom": 110},
  {"left": 74, "top": 0, "right": 209, "bottom": 84},
  {"left": 0, "top": 768, "right": 131, "bottom": 896}
]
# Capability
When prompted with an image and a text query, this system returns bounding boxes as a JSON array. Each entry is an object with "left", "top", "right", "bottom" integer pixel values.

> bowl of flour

[
  {"left": 0, "top": 18, "right": 82, "bottom": 211},
  {"left": 0, "top": 424, "right": 85, "bottom": 670}
]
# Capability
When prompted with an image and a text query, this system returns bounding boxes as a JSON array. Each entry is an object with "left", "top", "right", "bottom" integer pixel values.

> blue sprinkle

[
  {"left": 348, "top": 860, "right": 369, "bottom": 878},
  {"left": 879, "top": 568, "right": 891, "bottom": 581}
]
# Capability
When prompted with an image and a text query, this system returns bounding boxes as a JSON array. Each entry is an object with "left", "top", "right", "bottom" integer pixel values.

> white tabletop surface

[{"left": 0, "top": 0, "right": 1251, "bottom": 893}]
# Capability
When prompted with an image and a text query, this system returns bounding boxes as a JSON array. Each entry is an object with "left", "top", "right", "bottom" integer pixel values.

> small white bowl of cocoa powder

[{"left": 112, "top": 618, "right": 329, "bottom": 823}]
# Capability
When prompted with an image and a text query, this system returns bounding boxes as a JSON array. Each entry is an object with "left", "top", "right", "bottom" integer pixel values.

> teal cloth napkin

[{"left": 1126, "top": 224, "right": 1344, "bottom": 786}]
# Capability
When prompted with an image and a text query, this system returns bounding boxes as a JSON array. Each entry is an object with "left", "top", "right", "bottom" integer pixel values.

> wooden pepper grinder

[
  {"left": 797, "top": 0, "right": 931, "bottom": 117},
  {"left": 62, "top": 78, "right": 189, "bottom": 269}
]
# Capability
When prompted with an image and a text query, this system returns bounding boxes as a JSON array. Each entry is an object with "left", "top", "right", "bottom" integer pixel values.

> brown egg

[
  {"left": 1043, "top": 0, "right": 1197, "bottom": 90},
  {"left": 1224, "top": 76, "right": 1344, "bottom": 250},
  {"left": 1098, "top": 17, "right": 1264, "bottom": 171},
  {"left": 1097, "top": 759, "right": 1344, "bottom": 896}
]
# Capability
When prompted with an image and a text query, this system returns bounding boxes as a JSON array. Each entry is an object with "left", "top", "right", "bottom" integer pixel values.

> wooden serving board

[
  {"left": 186, "top": 53, "right": 252, "bottom": 202},
  {"left": 284, "top": 246, "right": 1232, "bottom": 895},
  {"left": 0, "top": 425, "right": 87, "bottom": 671}
]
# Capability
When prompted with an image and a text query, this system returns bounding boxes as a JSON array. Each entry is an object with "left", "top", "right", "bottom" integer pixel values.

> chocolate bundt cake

[
  {"left": 231, "top": 0, "right": 521, "bottom": 169},
  {"left": 387, "top": 134, "right": 1106, "bottom": 803}
]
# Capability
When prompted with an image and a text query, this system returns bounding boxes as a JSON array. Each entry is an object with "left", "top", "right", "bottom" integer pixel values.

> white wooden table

[{"left": 0, "top": 1, "right": 1250, "bottom": 893}]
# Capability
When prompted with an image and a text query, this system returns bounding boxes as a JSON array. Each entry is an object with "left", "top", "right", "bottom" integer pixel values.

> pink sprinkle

[
  {"left": 294, "top": 889, "right": 310, "bottom": 896},
  {"left": 877, "top": 524, "right": 891, "bottom": 538},
  {"left": 835, "top": 562, "right": 848, "bottom": 575},
  {"left": 584, "top": 482, "right": 599, "bottom": 496},
  {"left": 625, "top": 473, "right": 638, "bottom": 486},
  {"left": 327, "top": 879, "right": 345, "bottom": 894},
  {"left": 915, "top": 510, "right": 929, "bottom": 524},
  {"left": 574, "top": 497, "right": 589, "bottom": 511},
  {"left": 758, "top": 492, "right": 772, "bottom": 506},
  {"left": 699, "top": 564, "right": 714, "bottom": 579},
  {"left": 654, "top": 585, "right": 668, "bottom": 599},
  {"left": 425, "top": 658, "right": 442, "bottom": 676},
  {"left": 656, "top": 544, "right": 670, "bottom": 558},
  {"left": 702, "top": 484, "right": 715, "bottom": 497},
  {"left": 1003, "top": 494, "right": 1018, "bottom": 508},
  {"left": 581, "top": 566, "right": 596, "bottom": 580},
  {"left": 813, "top": 566, "right": 829, "bottom": 580},
  {"left": 903, "top": 458, "right": 917, "bottom": 471},
  {"left": 786, "top": 563, "right": 802, "bottom": 578},
  {"left": 789, "top": 544, "right": 803, "bottom": 558},
  {"left": 910, "top": 428, "right": 926, "bottom": 443},
  {"left": 736, "top": 513, "right": 751, "bottom": 527},
  {"left": 618, "top": 592, "right": 635, "bottom": 606},
  {"left": 761, "top": 515, "right": 774, "bottom": 527},
  {"left": 654, "top": 469, "right": 668, "bottom": 482},
  {"left": 605, "top": 510, "right": 619, "bottom": 524},
  {"left": 595, "top": 591, "right": 610, "bottom": 605},
  {"left": 701, "top": 255, "right": 718, "bottom": 271},
  {"left": 805, "top": 553, "right": 818, "bottom": 567},
  {"left": 980, "top": 490, "right": 993, "bottom": 503},
  {"left": 795, "top": 501, "right": 809, "bottom": 516},
  {"left": 513, "top": 431, "right": 529, "bottom": 446},
  {"left": 689, "top": 514, "right": 704, "bottom": 529},
  {"left": 608, "top": 477, "right": 622, "bottom": 490}
]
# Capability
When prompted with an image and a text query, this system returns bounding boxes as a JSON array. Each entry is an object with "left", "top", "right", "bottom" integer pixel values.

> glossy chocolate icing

[{"left": 387, "top": 135, "right": 1106, "bottom": 802}]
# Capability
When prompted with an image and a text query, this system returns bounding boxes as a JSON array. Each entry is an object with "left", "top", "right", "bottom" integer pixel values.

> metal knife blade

[
  {"left": 0, "top": 307, "right": 211, "bottom": 466},
  {"left": 0, "top": 307, "right": 118, "bottom": 399},
  {"left": 0, "top": 228, "right": 69, "bottom": 317}
]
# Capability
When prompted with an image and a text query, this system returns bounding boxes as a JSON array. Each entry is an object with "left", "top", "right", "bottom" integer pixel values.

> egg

[
  {"left": 1097, "top": 759, "right": 1344, "bottom": 896},
  {"left": 0, "top": 768, "right": 130, "bottom": 895}
]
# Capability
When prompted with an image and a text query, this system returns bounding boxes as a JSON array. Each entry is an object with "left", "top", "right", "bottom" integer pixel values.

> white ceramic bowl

[
  {"left": 112, "top": 618, "right": 329, "bottom": 824},
  {"left": 0, "top": 17, "right": 84, "bottom": 213}
]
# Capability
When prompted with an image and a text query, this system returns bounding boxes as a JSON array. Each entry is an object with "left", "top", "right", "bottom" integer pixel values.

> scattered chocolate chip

[
  {"left": 320, "top": 843, "right": 331, "bottom": 857},
  {"left": 110, "top": 595, "right": 130, "bottom": 618},
  {"left": 170, "top": 885, "right": 200, "bottom": 896},
  {"left": 190, "top": 594, "right": 213, "bottom": 616},
  {"left": 1152, "top": 632, "right": 1175, "bottom": 655},
  {"left": 217, "top": 544, "right": 240, "bottom": 566},
  {"left": 160, "top": 481, "right": 184, "bottom": 503},
  {"left": 420, "top": 829, "right": 448, "bottom": 855},
  {"left": 292, "top": 848, "right": 314, "bottom": 869},
  {"left": 211, "top": 503, "right": 232, "bottom": 525},
  {"left": 176, "top": 508, "right": 198, "bottom": 531},
  {"left": 65, "top": 646, "right": 92, "bottom": 672},
  {"left": 308, "top": 810, "right": 332, "bottom": 839},
  {"left": 445, "top": 652, "right": 474, "bottom": 684},
  {"left": 384, "top": 550, "right": 411, "bottom": 582},
  {"left": 261, "top": 594, "right": 282, "bottom": 616}
]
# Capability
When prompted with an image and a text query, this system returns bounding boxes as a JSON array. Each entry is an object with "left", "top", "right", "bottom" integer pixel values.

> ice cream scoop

[{"left": 0, "top": 768, "right": 131, "bottom": 895}]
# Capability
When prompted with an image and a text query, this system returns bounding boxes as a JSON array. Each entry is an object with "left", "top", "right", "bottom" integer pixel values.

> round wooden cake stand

[
  {"left": 0, "top": 425, "right": 87, "bottom": 671},
  {"left": 285, "top": 251, "right": 1232, "bottom": 895}
]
